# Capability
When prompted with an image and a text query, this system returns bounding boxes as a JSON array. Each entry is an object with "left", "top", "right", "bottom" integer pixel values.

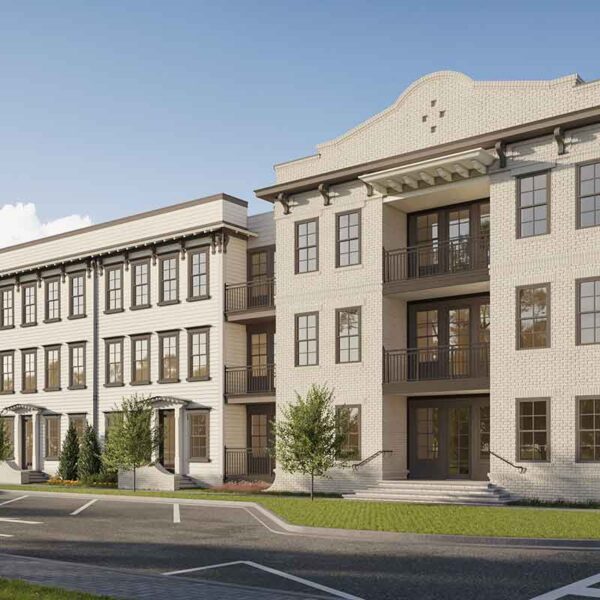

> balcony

[
  {"left": 224, "top": 365, "right": 276, "bottom": 402},
  {"left": 383, "top": 343, "right": 489, "bottom": 394},
  {"left": 225, "top": 278, "right": 275, "bottom": 323},
  {"left": 383, "top": 235, "right": 489, "bottom": 297},
  {"left": 224, "top": 447, "right": 275, "bottom": 482}
]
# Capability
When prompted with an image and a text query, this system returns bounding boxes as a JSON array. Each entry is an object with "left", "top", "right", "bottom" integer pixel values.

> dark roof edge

[
  {"left": 0, "top": 193, "right": 247, "bottom": 256},
  {"left": 255, "top": 105, "right": 600, "bottom": 201}
]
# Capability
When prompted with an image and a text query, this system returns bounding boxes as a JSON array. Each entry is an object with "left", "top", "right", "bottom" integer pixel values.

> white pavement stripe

[
  {"left": 163, "top": 559, "right": 365, "bottom": 600},
  {"left": 0, "top": 534, "right": 13, "bottom": 538},
  {"left": 530, "top": 572, "right": 600, "bottom": 599},
  {"left": 0, "top": 517, "right": 42, "bottom": 525},
  {"left": 70, "top": 499, "right": 98, "bottom": 516},
  {"left": 173, "top": 504, "right": 181, "bottom": 524},
  {"left": 0, "top": 495, "right": 28, "bottom": 507}
]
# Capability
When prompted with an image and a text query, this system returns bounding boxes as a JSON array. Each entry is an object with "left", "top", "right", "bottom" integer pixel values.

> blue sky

[{"left": 0, "top": 0, "right": 599, "bottom": 235}]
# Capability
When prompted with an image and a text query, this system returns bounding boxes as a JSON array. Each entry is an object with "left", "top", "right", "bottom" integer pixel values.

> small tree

[
  {"left": 102, "top": 395, "right": 159, "bottom": 491},
  {"left": 58, "top": 422, "right": 80, "bottom": 480},
  {"left": 273, "top": 384, "right": 346, "bottom": 500},
  {"left": 78, "top": 425, "right": 102, "bottom": 481},
  {"left": 0, "top": 412, "right": 11, "bottom": 461}
]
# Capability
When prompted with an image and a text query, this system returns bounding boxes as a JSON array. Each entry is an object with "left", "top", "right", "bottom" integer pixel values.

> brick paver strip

[{"left": 0, "top": 552, "right": 325, "bottom": 599}]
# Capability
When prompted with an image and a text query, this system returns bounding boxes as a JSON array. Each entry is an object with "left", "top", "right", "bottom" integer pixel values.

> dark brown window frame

[
  {"left": 43, "top": 277, "right": 61, "bottom": 323},
  {"left": 130, "top": 259, "right": 151, "bottom": 310},
  {"left": 21, "top": 282, "right": 37, "bottom": 327},
  {"left": 516, "top": 397, "right": 550, "bottom": 463},
  {"left": 576, "top": 276, "right": 600, "bottom": 345},
  {"left": 158, "top": 330, "right": 180, "bottom": 383},
  {"left": 68, "top": 272, "right": 86, "bottom": 319},
  {"left": 0, "top": 350, "right": 15, "bottom": 395},
  {"left": 158, "top": 253, "right": 180, "bottom": 306},
  {"left": 187, "top": 326, "right": 210, "bottom": 382},
  {"left": 576, "top": 159, "right": 600, "bottom": 230},
  {"left": 21, "top": 348, "right": 37, "bottom": 393},
  {"left": 0, "top": 285, "right": 15, "bottom": 330},
  {"left": 335, "top": 209, "right": 361, "bottom": 268},
  {"left": 187, "top": 247, "right": 210, "bottom": 302},
  {"left": 188, "top": 409, "right": 210, "bottom": 462},
  {"left": 516, "top": 283, "right": 551, "bottom": 350},
  {"left": 130, "top": 333, "right": 151, "bottom": 385},
  {"left": 516, "top": 171, "right": 551, "bottom": 239},
  {"left": 336, "top": 306, "right": 362, "bottom": 364},
  {"left": 104, "top": 264, "right": 124, "bottom": 314},
  {"left": 295, "top": 311, "right": 319, "bottom": 367},
  {"left": 68, "top": 342, "right": 87, "bottom": 390},
  {"left": 45, "top": 415, "right": 61, "bottom": 460},
  {"left": 577, "top": 396, "right": 600, "bottom": 463},
  {"left": 44, "top": 344, "right": 61, "bottom": 392},
  {"left": 295, "top": 218, "right": 319, "bottom": 274},
  {"left": 1, "top": 416, "right": 14, "bottom": 459},
  {"left": 68, "top": 413, "right": 87, "bottom": 440},
  {"left": 104, "top": 337, "right": 124, "bottom": 387},
  {"left": 336, "top": 404, "right": 361, "bottom": 461}
]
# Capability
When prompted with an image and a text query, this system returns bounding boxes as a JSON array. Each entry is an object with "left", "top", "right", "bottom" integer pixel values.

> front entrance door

[
  {"left": 159, "top": 410, "right": 175, "bottom": 472},
  {"left": 409, "top": 397, "right": 489, "bottom": 480},
  {"left": 21, "top": 416, "right": 33, "bottom": 470},
  {"left": 246, "top": 403, "right": 275, "bottom": 478}
]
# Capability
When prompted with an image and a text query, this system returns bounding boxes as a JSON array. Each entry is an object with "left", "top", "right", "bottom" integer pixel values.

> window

[
  {"left": 517, "top": 284, "right": 550, "bottom": 349},
  {"left": 518, "top": 399, "right": 549, "bottom": 461},
  {"left": 295, "top": 312, "right": 318, "bottom": 366},
  {"left": 22, "top": 349, "right": 37, "bottom": 392},
  {"left": 159, "top": 255, "right": 179, "bottom": 304},
  {"left": 45, "top": 416, "right": 61, "bottom": 460},
  {"left": 131, "top": 260, "right": 150, "bottom": 308},
  {"left": 188, "top": 328, "right": 209, "bottom": 381},
  {"left": 189, "top": 412, "right": 209, "bottom": 460},
  {"left": 0, "top": 351, "right": 14, "bottom": 394},
  {"left": 69, "top": 414, "right": 87, "bottom": 440},
  {"left": 336, "top": 307, "right": 361, "bottom": 363},
  {"left": 188, "top": 248, "right": 209, "bottom": 300},
  {"left": 69, "top": 343, "right": 86, "bottom": 389},
  {"left": 69, "top": 273, "right": 85, "bottom": 318},
  {"left": 1, "top": 286, "right": 14, "bottom": 328},
  {"left": 416, "top": 309, "right": 439, "bottom": 361},
  {"left": 159, "top": 332, "right": 179, "bottom": 383},
  {"left": 250, "top": 414, "right": 268, "bottom": 453},
  {"left": 105, "top": 265, "right": 123, "bottom": 312},
  {"left": 295, "top": 219, "right": 318, "bottom": 273},
  {"left": 105, "top": 338, "right": 124, "bottom": 386},
  {"left": 22, "top": 283, "right": 37, "bottom": 326},
  {"left": 578, "top": 398, "right": 600, "bottom": 462},
  {"left": 44, "top": 346, "right": 61, "bottom": 391},
  {"left": 518, "top": 172, "right": 549, "bottom": 237},
  {"left": 336, "top": 211, "right": 361, "bottom": 267},
  {"left": 577, "top": 278, "right": 600, "bottom": 345},
  {"left": 45, "top": 278, "right": 61, "bottom": 322},
  {"left": 578, "top": 161, "right": 600, "bottom": 228},
  {"left": 1, "top": 417, "right": 14, "bottom": 458},
  {"left": 336, "top": 405, "right": 361, "bottom": 460},
  {"left": 479, "top": 405, "right": 490, "bottom": 459},
  {"left": 417, "top": 407, "right": 439, "bottom": 459},
  {"left": 131, "top": 335, "right": 151, "bottom": 384}
]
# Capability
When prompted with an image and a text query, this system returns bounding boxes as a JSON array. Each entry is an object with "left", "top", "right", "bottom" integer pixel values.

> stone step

[
  {"left": 344, "top": 494, "right": 512, "bottom": 505},
  {"left": 377, "top": 479, "right": 494, "bottom": 488},
  {"left": 357, "top": 487, "right": 509, "bottom": 498}
]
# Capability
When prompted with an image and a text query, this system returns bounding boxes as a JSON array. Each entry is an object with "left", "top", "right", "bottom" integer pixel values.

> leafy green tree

[
  {"left": 78, "top": 425, "right": 102, "bottom": 481},
  {"left": 273, "top": 384, "right": 347, "bottom": 500},
  {"left": 58, "top": 422, "right": 79, "bottom": 480},
  {"left": 0, "top": 412, "right": 12, "bottom": 461},
  {"left": 102, "top": 395, "right": 159, "bottom": 491}
]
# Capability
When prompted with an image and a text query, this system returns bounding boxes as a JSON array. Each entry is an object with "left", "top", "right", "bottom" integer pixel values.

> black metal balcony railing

[
  {"left": 225, "top": 278, "right": 275, "bottom": 314},
  {"left": 383, "top": 235, "right": 490, "bottom": 283},
  {"left": 383, "top": 343, "right": 490, "bottom": 384},
  {"left": 225, "top": 364, "right": 276, "bottom": 395},
  {"left": 225, "top": 447, "right": 275, "bottom": 480}
]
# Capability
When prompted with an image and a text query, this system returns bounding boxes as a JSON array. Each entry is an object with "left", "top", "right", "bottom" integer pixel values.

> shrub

[
  {"left": 78, "top": 425, "right": 102, "bottom": 480},
  {"left": 58, "top": 423, "right": 79, "bottom": 481}
]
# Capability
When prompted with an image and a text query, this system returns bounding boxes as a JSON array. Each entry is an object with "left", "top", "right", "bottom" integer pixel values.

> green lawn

[
  {"left": 1, "top": 483, "right": 600, "bottom": 539},
  {"left": 0, "top": 578, "right": 110, "bottom": 599}
]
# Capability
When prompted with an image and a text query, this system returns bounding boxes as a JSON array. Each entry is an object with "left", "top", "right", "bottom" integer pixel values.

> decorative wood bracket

[
  {"left": 97, "top": 258, "right": 104, "bottom": 276},
  {"left": 15, "top": 276, "right": 20, "bottom": 292},
  {"left": 60, "top": 266, "right": 66, "bottom": 283},
  {"left": 37, "top": 272, "right": 42, "bottom": 288},
  {"left": 277, "top": 192, "right": 290, "bottom": 215},
  {"left": 364, "top": 182, "right": 374, "bottom": 197},
  {"left": 151, "top": 246, "right": 157, "bottom": 266},
  {"left": 318, "top": 183, "right": 330, "bottom": 206},
  {"left": 495, "top": 141, "right": 507, "bottom": 169},
  {"left": 124, "top": 251, "right": 130, "bottom": 271},
  {"left": 86, "top": 260, "right": 93, "bottom": 278},
  {"left": 554, "top": 127, "right": 566, "bottom": 155},
  {"left": 180, "top": 241, "right": 187, "bottom": 261}
]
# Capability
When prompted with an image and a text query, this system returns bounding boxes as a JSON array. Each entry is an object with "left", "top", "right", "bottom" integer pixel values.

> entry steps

[
  {"left": 27, "top": 471, "right": 49, "bottom": 484},
  {"left": 176, "top": 474, "right": 200, "bottom": 489},
  {"left": 343, "top": 480, "right": 515, "bottom": 505}
]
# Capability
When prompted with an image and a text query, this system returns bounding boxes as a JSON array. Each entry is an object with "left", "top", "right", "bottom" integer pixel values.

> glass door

[
  {"left": 448, "top": 406, "right": 471, "bottom": 477},
  {"left": 21, "top": 416, "right": 33, "bottom": 470},
  {"left": 249, "top": 332, "right": 269, "bottom": 393},
  {"left": 448, "top": 307, "right": 471, "bottom": 377},
  {"left": 159, "top": 410, "right": 175, "bottom": 472},
  {"left": 448, "top": 208, "right": 471, "bottom": 272}
]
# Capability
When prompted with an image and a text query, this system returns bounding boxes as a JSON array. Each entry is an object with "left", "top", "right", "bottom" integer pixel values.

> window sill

[
  {"left": 130, "top": 381, "right": 152, "bottom": 386},
  {"left": 21, "top": 390, "right": 38, "bottom": 394},
  {"left": 186, "top": 376, "right": 211, "bottom": 382},
  {"left": 68, "top": 385, "right": 87, "bottom": 391},
  {"left": 158, "top": 379, "right": 180, "bottom": 384},
  {"left": 21, "top": 322, "right": 38, "bottom": 328},
  {"left": 104, "top": 382, "right": 125, "bottom": 388},
  {"left": 104, "top": 308, "right": 125, "bottom": 315},
  {"left": 0, "top": 390, "right": 15, "bottom": 395},
  {"left": 130, "top": 304, "right": 152, "bottom": 311},
  {"left": 45, "top": 456, "right": 59, "bottom": 461},
  {"left": 0, "top": 325, "right": 15, "bottom": 331},
  {"left": 186, "top": 295, "right": 211, "bottom": 303},
  {"left": 68, "top": 314, "right": 87, "bottom": 320},
  {"left": 189, "top": 458, "right": 211, "bottom": 463},
  {"left": 157, "top": 300, "right": 180, "bottom": 307},
  {"left": 43, "top": 387, "right": 62, "bottom": 393},
  {"left": 335, "top": 263, "right": 363, "bottom": 271},
  {"left": 43, "top": 318, "right": 62, "bottom": 324}
]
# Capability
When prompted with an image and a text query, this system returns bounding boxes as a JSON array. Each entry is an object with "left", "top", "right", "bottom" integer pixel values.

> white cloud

[{"left": 0, "top": 202, "right": 92, "bottom": 248}]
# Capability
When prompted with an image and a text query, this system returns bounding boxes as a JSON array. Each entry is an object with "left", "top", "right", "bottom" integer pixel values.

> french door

[
  {"left": 159, "top": 410, "right": 175, "bottom": 472},
  {"left": 21, "top": 416, "right": 33, "bottom": 470}
]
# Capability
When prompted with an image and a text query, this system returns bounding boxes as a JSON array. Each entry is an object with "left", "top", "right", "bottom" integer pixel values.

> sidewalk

[{"left": 0, "top": 553, "right": 325, "bottom": 600}]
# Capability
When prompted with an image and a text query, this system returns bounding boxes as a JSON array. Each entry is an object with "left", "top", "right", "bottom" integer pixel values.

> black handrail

[
  {"left": 225, "top": 278, "right": 275, "bottom": 314},
  {"left": 488, "top": 450, "right": 527, "bottom": 474},
  {"left": 351, "top": 449, "right": 392, "bottom": 471}
]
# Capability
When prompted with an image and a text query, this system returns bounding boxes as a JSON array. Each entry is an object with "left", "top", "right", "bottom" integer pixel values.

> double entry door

[{"left": 409, "top": 397, "right": 490, "bottom": 480}]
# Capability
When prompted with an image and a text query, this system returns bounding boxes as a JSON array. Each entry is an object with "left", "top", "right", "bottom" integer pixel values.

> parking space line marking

[
  {"left": 173, "top": 503, "right": 181, "bottom": 524},
  {"left": 0, "top": 495, "right": 28, "bottom": 507},
  {"left": 70, "top": 499, "right": 98, "bottom": 516},
  {"left": 0, "top": 534, "right": 13, "bottom": 538},
  {"left": 0, "top": 517, "right": 42, "bottom": 525},
  {"left": 163, "top": 559, "right": 365, "bottom": 600},
  {"left": 529, "top": 571, "right": 600, "bottom": 599}
]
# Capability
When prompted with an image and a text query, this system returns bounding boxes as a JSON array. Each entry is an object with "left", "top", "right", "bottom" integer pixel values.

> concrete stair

[
  {"left": 26, "top": 471, "right": 49, "bottom": 484},
  {"left": 343, "top": 480, "right": 515, "bottom": 505},
  {"left": 177, "top": 474, "right": 200, "bottom": 489}
]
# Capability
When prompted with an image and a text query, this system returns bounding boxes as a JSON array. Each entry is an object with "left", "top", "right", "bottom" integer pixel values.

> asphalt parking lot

[{"left": 1, "top": 490, "right": 600, "bottom": 600}]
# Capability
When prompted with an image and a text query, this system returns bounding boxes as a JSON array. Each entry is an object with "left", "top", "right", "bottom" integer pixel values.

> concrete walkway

[{"left": 0, "top": 552, "right": 326, "bottom": 599}]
